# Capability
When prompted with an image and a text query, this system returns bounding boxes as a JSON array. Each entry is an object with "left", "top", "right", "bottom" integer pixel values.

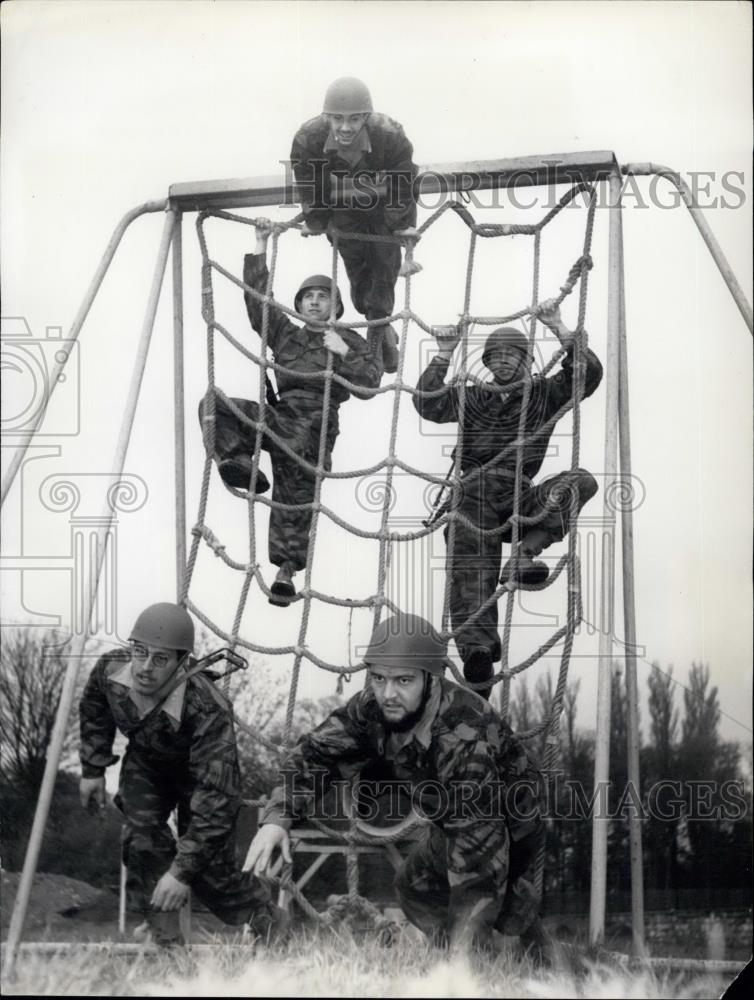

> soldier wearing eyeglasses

[{"left": 78, "top": 602, "right": 287, "bottom": 945}]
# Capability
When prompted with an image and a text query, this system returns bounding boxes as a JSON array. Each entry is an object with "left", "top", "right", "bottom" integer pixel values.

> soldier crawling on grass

[
  {"left": 199, "top": 219, "right": 382, "bottom": 606},
  {"left": 78, "top": 602, "right": 288, "bottom": 946},
  {"left": 245, "top": 613, "right": 550, "bottom": 957},
  {"left": 414, "top": 301, "right": 603, "bottom": 699}
]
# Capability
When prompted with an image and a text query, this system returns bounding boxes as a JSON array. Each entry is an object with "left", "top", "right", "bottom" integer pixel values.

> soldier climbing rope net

[{"left": 186, "top": 184, "right": 594, "bottom": 720}]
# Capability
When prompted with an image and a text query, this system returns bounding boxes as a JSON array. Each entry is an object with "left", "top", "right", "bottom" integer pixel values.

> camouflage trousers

[
  {"left": 116, "top": 750, "right": 275, "bottom": 932},
  {"left": 328, "top": 209, "right": 402, "bottom": 321},
  {"left": 199, "top": 390, "right": 339, "bottom": 571},
  {"left": 395, "top": 821, "right": 544, "bottom": 948},
  {"left": 446, "top": 467, "right": 598, "bottom": 664}
]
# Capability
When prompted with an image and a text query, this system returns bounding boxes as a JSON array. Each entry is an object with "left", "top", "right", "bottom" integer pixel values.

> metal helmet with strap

[
  {"left": 363, "top": 613, "right": 449, "bottom": 678},
  {"left": 294, "top": 274, "right": 344, "bottom": 319},
  {"left": 129, "top": 602, "right": 195, "bottom": 654},
  {"left": 322, "top": 77, "right": 373, "bottom": 115},
  {"left": 482, "top": 326, "right": 530, "bottom": 370}
]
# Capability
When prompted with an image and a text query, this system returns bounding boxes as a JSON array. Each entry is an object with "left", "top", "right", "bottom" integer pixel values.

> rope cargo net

[{"left": 180, "top": 183, "right": 597, "bottom": 917}]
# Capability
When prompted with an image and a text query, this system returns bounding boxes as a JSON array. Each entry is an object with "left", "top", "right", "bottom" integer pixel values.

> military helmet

[
  {"left": 129, "top": 603, "right": 195, "bottom": 653},
  {"left": 363, "top": 614, "right": 449, "bottom": 678},
  {"left": 294, "top": 274, "right": 344, "bottom": 319},
  {"left": 322, "top": 77, "right": 373, "bottom": 115},
  {"left": 482, "top": 326, "right": 530, "bottom": 371}
]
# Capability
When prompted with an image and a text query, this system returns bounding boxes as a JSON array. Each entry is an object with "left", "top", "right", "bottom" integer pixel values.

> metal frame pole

[
  {"left": 171, "top": 211, "right": 192, "bottom": 940},
  {"left": 617, "top": 219, "right": 646, "bottom": 957},
  {"left": 589, "top": 169, "right": 622, "bottom": 946},
  {"left": 118, "top": 861, "right": 127, "bottom": 934},
  {"left": 4, "top": 208, "right": 177, "bottom": 974},
  {"left": 0, "top": 199, "right": 167, "bottom": 508},
  {"left": 622, "top": 164, "right": 752, "bottom": 334},
  {"left": 172, "top": 212, "right": 187, "bottom": 597}
]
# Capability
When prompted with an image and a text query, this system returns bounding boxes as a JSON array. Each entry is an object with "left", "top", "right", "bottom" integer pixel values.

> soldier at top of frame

[{"left": 290, "top": 76, "right": 419, "bottom": 376}]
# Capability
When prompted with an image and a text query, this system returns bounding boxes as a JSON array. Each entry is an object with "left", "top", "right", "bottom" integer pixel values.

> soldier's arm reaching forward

[{"left": 246, "top": 695, "right": 372, "bottom": 874}]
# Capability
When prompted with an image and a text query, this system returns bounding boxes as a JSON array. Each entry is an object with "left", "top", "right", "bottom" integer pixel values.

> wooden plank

[
  {"left": 383, "top": 844, "right": 404, "bottom": 871},
  {"left": 292, "top": 844, "right": 386, "bottom": 856},
  {"left": 295, "top": 851, "right": 331, "bottom": 891},
  {"left": 169, "top": 151, "right": 617, "bottom": 211}
]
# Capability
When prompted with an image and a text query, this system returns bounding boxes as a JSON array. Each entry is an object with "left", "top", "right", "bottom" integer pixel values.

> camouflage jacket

[
  {"left": 79, "top": 649, "right": 243, "bottom": 881},
  {"left": 262, "top": 677, "right": 541, "bottom": 937},
  {"left": 243, "top": 254, "right": 383, "bottom": 403},
  {"left": 414, "top": 346, "right": 603, "bottom": 480},
  {"left": 290, "top": 112, "right": 417, "bottom": 232}
]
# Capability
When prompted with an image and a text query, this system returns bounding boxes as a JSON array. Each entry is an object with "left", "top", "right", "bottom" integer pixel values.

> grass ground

[{"left": 0, "top": 925, "right": 742, "bottom": 998}]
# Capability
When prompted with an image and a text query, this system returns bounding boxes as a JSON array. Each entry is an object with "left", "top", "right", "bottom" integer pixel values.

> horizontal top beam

[{"left": 168, "top": 150, "right": 618, "bottom": 212}]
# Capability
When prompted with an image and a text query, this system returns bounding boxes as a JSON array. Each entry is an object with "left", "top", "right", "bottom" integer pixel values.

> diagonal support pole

[
  {"left": 621, "top": 164, "right": 752, "bottom": 334},
  {"left": 4, "top": 208, "right": 177, "bottom": 975},
  {"left": 1, "top": 199, "right": 167, "bottom": 508}
]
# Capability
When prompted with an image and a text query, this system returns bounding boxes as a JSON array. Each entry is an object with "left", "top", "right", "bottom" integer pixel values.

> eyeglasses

[{"left": 129, "top": 643, "right": 173, "bottom": 670}]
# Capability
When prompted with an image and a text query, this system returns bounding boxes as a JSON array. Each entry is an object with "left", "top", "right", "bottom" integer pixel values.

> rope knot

[
  {"left": 336, "top": 671, "right": 351, "bottom": 696},
  {"left": 560, "top": 253, "right": 594, "bottom": 294}
]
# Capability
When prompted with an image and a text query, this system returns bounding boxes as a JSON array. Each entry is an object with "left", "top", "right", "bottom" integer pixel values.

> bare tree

[
  {"left": 0, "top": 627, "right": 77, "bottom": 790},
  {"left": 562, "top": 677, "right": 581, "bottom": 763},
  {"left": 510, "top": 675, "right": 534, "bottom": 733}
]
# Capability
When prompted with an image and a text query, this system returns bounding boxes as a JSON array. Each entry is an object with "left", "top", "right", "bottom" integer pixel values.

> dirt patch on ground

[
  {"left": 1, "top": 870, "right": 239, "bottom": 943},
  {"left": 1, "top": 870, "right": 121, "bottom": 942}
]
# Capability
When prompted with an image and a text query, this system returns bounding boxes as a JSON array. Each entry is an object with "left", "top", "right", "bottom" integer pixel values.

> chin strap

[{"left": 130, "top": 647, "right": 248, "bottom": 732}]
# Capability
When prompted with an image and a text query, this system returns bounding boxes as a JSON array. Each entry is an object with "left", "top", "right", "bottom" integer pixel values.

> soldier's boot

[
  {"left": 367, "top": 314, "right": 399, "bottom": 374},
  {"left": 500, "top": 532, "right": 550, "bottom": 588},
  {"left": 518, "top": 916, "right": 557, "bottom": 967},
  {"left": 218, "top": 457, "right": 270, "bottom": 495},
  {"left": 499, "top": 551, "right": 549, "bottom": 588},
  {"left": 146, "top": 908, "right": 186, "bottom": 948},
  {"left": 269, "top": 562, "right": 296, "bottom": 607},
  {"left": 247, "top": 902, "right": 292, "bottom": 945},
  {"left": 463, "top": 646, "right": 494, "bottom": 701}
]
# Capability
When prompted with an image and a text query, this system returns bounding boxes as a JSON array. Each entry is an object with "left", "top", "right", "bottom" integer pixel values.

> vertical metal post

[
  {"left": 119, "top": 861, "right": 127, "bottom": 934},
  {"left": 617, "top": 219, "right": 646, "bottom": 957},
  {"left": 172, "top": 212, "right": 187, "bottom": 598},
  {"left": 4, "top": 209, "right": 177, "bottom": 974},
  {"left": 589, "top": 170, "right": 622, "bottom": 946}
]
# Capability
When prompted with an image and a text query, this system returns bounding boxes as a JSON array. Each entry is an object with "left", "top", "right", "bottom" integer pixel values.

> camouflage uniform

[
  {"left": 290, "top": 113, "right": 417, "bottom": 322},
  {"left": 200, "top": 253, "right": 382, "bottom": 571},
  {"left": 262, "top": 675, "right": 544, "bottom": 948},
  {"left": 413, "top": 345, "right": 603, "bottom": 665},
  {"left": 79, "top": 649, "right": 276, "bottom": 933}
]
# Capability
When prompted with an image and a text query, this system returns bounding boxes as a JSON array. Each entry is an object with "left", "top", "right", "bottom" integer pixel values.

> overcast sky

[{"left": 1, "top": 0, "right": 752, "bottom": 743}]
